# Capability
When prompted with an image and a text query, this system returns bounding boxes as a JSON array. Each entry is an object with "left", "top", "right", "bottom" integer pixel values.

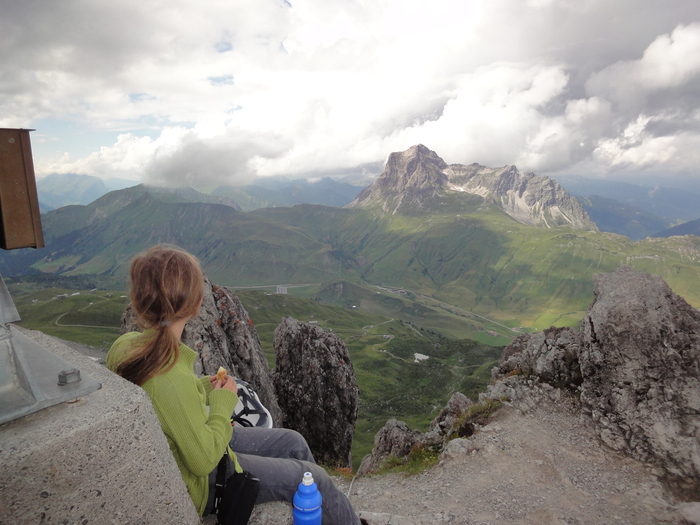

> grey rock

[
  {"left": 675, "top": 502, "right": 700, "bottom": 525},
  {"left": 272, "top": 317, "right": 359, "bottom": 468},
  {"left": 249, "top": 501, "right": 293, "bottom": 525},
  {"left": 444, "top": 163, "right": 596, "bottom": 230},
  {"left": 120, "top": 276, "right": 282, "bottom": 425},
  {"left": 352, "top": 144, "right": 448, "bottom": 200},
  {"left": 579, "top": 266, "right": 700, "bottom": 491},
  {"left": 439, "top": 438, "right": 471, "bottom": 462},
  {"left": 489, "top": 265, "right": 700, "bottom": 497},
  {"left": 348, "top": 144, "right": 596, "bottom": 230},
  {"left": 357, "top": 419, "right": 423, "bottom": 476},
  {"left": 430, "top": 392, "right": 473, "bottom": 434},
  {"left": 358, "top": 393, "right": 474, "bottom": 476},
  {"left": 483, "top": 375, "right": 537, "bottom": 412},
  {"left": 494, "top": 326, "right": 582, "bottom": 388}
]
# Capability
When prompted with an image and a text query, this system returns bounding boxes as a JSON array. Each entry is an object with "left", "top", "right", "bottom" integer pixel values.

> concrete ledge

[{"left": 0, "top": 328, "right": 200, "bottom": 525}]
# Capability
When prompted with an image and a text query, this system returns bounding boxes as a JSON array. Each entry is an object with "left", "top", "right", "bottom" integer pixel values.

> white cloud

[
  {"left": 591, "top": 115, "right": 700, "bottom": 173},
  {"left": 144, "top": 127, "right": 291, "bottom": 187},
  {"left": 516, "top": 96, "right": 614, "bottom": 172},
  {"left": 575, "top": 23, "right": 700, "bottom": 178},
  {"left": 381, "top": 64, "right": 571, "bottom": 169},
  {"left": 586, "top": 23, "right": 700, "bottom": 108},
  {"left": 36, "top": 133, "right": 166, "bottom": 180},
  {"left": 4, "top": 0, "right": 700, "bottom": 186}
]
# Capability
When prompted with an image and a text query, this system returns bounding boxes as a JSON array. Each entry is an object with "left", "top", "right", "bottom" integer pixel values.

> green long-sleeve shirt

[{"left": 107, "top": 331, "right": 240, "bottom": 515}]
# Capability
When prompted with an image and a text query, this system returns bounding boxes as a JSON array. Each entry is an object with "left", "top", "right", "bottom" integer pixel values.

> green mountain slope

[
  {"left": 3, "top": 182, "right": 700, "bottom": 333},
  {"left": 1, "top": 194, "right": 358, "bottom": 287},
  {"left": 250, "top": 194, "right": 700, "bottom": 329}
]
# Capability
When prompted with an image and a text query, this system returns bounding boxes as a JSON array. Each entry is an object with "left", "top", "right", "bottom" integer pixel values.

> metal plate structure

[
  {"left": 0, "top": 324, "right": 102, "bottom": 425},
  {"left": 0, "top": 275, "right": 101, "bottom": 425}
]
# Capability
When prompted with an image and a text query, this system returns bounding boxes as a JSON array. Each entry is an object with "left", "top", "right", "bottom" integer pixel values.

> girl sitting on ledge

[{"left": 106, "top": 244, "right": 361, "bottom": 524}]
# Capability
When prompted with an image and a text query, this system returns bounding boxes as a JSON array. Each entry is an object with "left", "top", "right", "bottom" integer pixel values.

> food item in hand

[{"left": 216, "top": 366, "right": 227, "bottom": 382}]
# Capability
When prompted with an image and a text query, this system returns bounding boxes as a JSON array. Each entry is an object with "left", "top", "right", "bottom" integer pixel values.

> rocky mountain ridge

[{"left": 349, "top": 144, "right": 597, "bottom": 230}]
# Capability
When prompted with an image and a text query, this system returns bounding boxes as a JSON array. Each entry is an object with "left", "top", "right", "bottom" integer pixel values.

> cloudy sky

[{"left": 2, "top": 0, "right": 700, "bottom": 188}]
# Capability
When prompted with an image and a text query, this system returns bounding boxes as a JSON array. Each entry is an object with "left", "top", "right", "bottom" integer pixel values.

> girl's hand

[{"left": 213, "top": 375, "right": 238, "bottom": 394}]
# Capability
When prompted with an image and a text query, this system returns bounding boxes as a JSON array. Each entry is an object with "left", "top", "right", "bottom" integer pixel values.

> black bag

[{"left": 213, "top": 451, "right": 260, "bottom": 525}]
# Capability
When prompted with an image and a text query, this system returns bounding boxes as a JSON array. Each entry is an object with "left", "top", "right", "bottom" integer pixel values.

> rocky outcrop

[
  {"left": 347, "top": 144, "right": 596, "bottom": 230},
  {"left": 357, "top": 419, "right": 423, "bottom": 476},
  {"left": 429, "top": 392, "right": 474, "bottom": 435},
  {"left": 358, "top": 392, "right": 475, "bottom": 476},
  {"left": 579, "top": 267, "right": 700, "bottom": 492},
  {"left": 120, "top": 276, "right": 282, "bottom": 425},
  {"left": 351, "top": 145, "right": 448, "bottom": 205},
  {"left": 489, "top": 266, "right": 700, "bottom": 497},
  {"left": 272, "top": 317, "right": 359, "bottom": 468},
  {"left": 497, "top": 326, "right": 582, "bottom": 389}
]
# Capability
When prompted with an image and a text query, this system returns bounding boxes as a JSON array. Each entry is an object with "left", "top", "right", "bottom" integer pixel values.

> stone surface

[
  {"left": 676, "top": 502, "right": 700, "bottom": 524},
  {"left": 579, "top": 266, "right": 700, "bottom": 494},
  {"left": 0, "top": 328, "right": 199, "bottom": 525},
  {"left": 489, "top": 266, "right": 700, "bottom": 498},
  {"left": 358, "top": 418, "right": 423, "bottom": 476},
  {"left": 348, "top": 144, "right": 596, "bottom": 230},
  {"left": 121, "top": 276, "right": 282, "bottom": 425},
  {"left": 273, "top": 317, "right": 359, "bottom": 468},
  {"left": 496, "top": 326, "right": 582, "bottom": 389},
  {"left": 358, "top": 511, "right": 455, "bottom": 524},
  {"left": 439, "top": 437, "right": 472, "bottom": 462},
  {"left": 249, "top": 501, "right": 294, "bottom": 525},
  {"left": 429, "top": 392, "right": 474, "bottom": 434}
]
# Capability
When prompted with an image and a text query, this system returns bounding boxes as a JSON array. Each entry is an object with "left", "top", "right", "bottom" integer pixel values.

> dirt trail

[{"left": 338, "top": 394, "right": 679, "bottom": 525}]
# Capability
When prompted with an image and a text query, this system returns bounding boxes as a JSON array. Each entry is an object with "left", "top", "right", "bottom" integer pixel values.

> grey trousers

[{"left": 206, "top": 426, "right": 360, "bottom": 525}]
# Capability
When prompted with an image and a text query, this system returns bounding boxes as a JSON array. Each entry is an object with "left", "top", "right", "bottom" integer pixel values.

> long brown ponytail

[{"left": 116, "top": 245, "right": 204, "bottom": 386}]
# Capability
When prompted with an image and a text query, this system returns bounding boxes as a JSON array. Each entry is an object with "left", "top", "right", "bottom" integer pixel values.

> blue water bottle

[{"left": 293, "top": 472, "right": 322, "bottom": 525}]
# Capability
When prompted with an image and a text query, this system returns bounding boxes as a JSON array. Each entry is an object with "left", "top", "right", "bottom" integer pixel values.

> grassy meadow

[{"left": 12, "top": 287, "right": 129, "bottom": 349}]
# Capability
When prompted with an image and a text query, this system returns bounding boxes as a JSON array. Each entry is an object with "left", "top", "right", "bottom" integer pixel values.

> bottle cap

[{"left": 302, "top": 472, "right": 314, "bottom": 486}]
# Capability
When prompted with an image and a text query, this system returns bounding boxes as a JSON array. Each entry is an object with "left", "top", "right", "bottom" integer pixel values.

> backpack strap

[{"left": 212, "top": 451, "right": 229, "bottom": 515}]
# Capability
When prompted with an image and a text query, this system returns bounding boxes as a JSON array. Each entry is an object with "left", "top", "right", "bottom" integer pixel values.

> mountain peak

[
  {"left": 347, "top": 145, "right": 448, "bottom": 211},
  {"left": 348, "top": 145, "right": 596, "bottom": 230},
  {"left": 382, "top": 144, "right": 448, "bottom": 192}
]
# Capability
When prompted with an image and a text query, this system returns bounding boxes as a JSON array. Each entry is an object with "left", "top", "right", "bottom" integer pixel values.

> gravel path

[{"left": 337, "top": 393, "right": 679, "bottom": 525}]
